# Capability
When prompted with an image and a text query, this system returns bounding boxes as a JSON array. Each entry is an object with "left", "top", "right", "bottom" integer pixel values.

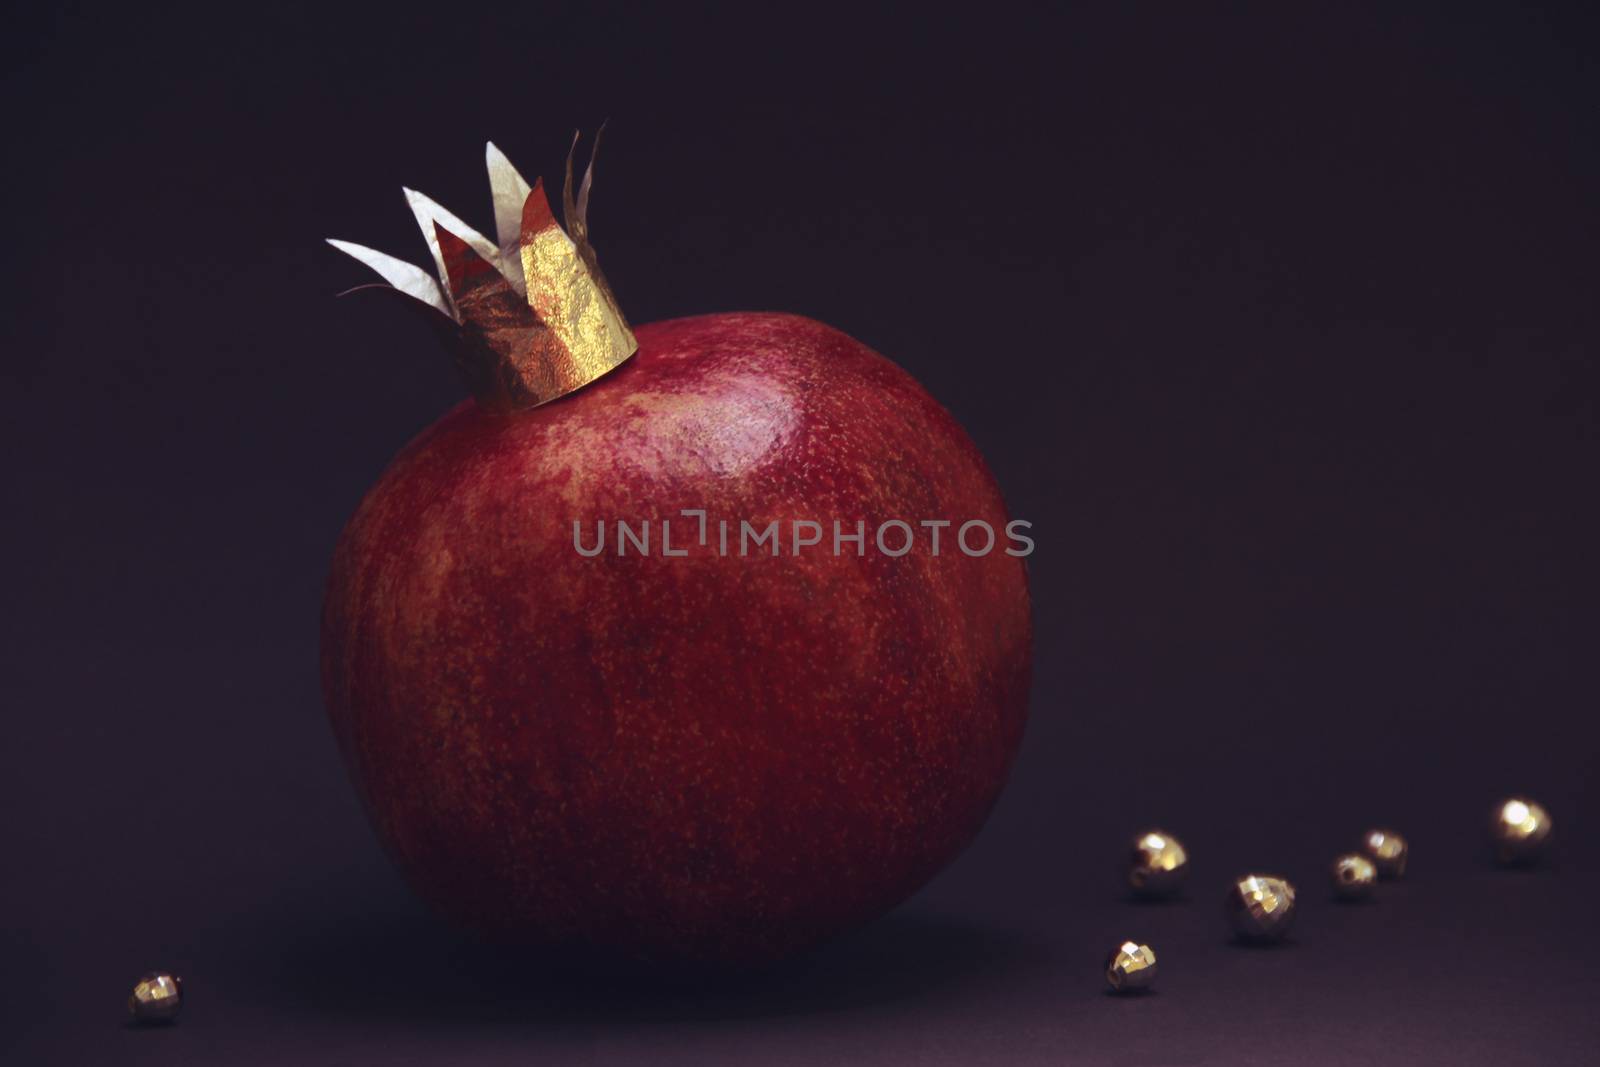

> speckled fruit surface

[{"left": 321, "top": 311, "right": 1032, "bottom": 963}]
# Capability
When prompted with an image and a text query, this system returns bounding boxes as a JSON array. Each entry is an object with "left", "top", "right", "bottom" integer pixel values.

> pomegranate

[{"left": 322, "top": 139, "right": 1032, "bottom": 963}]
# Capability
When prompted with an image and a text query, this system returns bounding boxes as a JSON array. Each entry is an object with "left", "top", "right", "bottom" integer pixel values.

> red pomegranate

[{"left": 322, "top": 138, "right": 1032, "bottom": 964}]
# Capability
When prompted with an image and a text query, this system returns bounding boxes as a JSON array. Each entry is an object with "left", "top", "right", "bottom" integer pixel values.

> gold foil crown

[{"left": 328, "top": 133, "right": 637, "bottom": 412}]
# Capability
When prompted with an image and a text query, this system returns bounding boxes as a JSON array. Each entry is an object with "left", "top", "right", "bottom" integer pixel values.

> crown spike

[
  {"left": 486, "top": 141, "right": 534, "bottom": 261},
  {"left": 560, "top": 125, "right": 605, "bottom": 251},
  {"left": 325, "top": 239, "right": 451, "bottom": 316},
  {"left": 521, "top": 176, "right": 558, "bottom": 241},
  {"left": 433, "top": 221, "right": 504, "bottom": 303},
  {"left": 562, "top": 131, "right": 582, "bottom": 244},
  {"left": 576, "top": 121, "right": 604, "bottom": 233},
  {"left": 560, "top": 125, "right": 621, "bottom": 317},
  {"left": 404, "top": 187, "right": 516, "bottom": 306}
]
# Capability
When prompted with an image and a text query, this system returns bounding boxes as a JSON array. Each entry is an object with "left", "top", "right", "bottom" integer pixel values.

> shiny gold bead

[
  {"left": 1128, "top": 829, "right": 1189, "bottom": 898},
  {"left": 128, "top": 972, "right": 183, "bottom": 1025},
  {"left": 1104, "top": 940, "right": 1158, "bottom": 993},
  {"left": 1330, "top": 853, "right": 1377, "bottom": 900},
  {"left": 1360, "top": 828, "right": 1408, "bottom": 879},
  {"left": 1490, "top": 797, "right": 1552, "bottom": 864},
  {"left": 1226, "top": 874, "right": 1297, "bottom": 942}
]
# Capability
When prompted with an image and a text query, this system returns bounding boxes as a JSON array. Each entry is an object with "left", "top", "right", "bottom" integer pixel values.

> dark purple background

[{"left": 4, "top": 2, "right": 1598, "bottom": 1062}]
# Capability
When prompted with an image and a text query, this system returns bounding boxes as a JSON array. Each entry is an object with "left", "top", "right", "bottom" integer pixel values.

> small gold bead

[
  {"left": 128, "top": 972, "right": 183, "bottom": 1025},
  {"left": 1490, "top": 797, "right": 1552, "bottom": 864},
  {"left": 1104, "top": 940, "right": 1158, "bottom": 993},
  {"left": 1361, "top": 828, "right": 1408, "bottom": 879},
  {"left": 1127, "top": 829, "right": 1189, "bottom": 898},
  {"left": 1330, "top": 853, "right": 1377, "bottom": 900},
  {"left": 1226, "top": 874, "right": 1296, "bottom": 942}
]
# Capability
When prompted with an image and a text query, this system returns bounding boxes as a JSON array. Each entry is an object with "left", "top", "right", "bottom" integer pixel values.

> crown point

[
  {"left": 326, "top": 237, "right": 451, "bottom": 316},
  {"left": 433, "top": 222, "right": 505, "bottom": 303},
  {"left": 486, "top": 143, "right": 534, "bottom": 258},
  {"left": 520, "top": 177, "right": 557, "bottom": 245}
]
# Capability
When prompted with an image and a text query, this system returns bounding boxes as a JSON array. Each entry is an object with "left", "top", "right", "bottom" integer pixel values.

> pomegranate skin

[{"left": 321, "top": 312, "right": 1032, "bottom": 963}]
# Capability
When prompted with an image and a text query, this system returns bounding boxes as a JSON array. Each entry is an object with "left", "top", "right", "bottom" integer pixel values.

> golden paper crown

[{"left": 328, "top": 132, "right": 637, "bottom": 412}]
